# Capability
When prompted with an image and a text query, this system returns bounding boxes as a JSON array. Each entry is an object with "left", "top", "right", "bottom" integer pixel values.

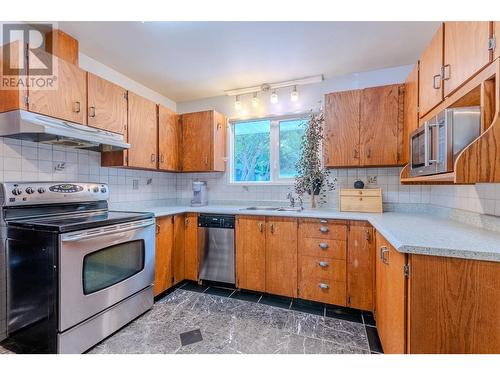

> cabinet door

[
  {"left": 359, "top": 84, "right": 401, "bottom": 166},
  {"left": 419, "top": 24, "right": 444, "bottom": 117},
  {"left": 127, "top": 92, "right": 158, "bottom": 169},
  {"left": 375, "top": 232, "right": 406, "bottom": 354},
  {"left": 265, "top": 217, "right": 298, "bottom": 298},
  {"left": 154, "top": 216, "right": 174, "bottom": 296},
  {"left": 28, "top": 49, "right": 86, "bottom": 124},
  {"left": 495, "top": 22, "right": 500, "bottom": 61},
  {"left": 347, "top": 222, "right": 374, "bottom": 311},
  {"left": 0, "top": 41, "right": 27, "bottom": 113},
  {"left": 87, "top": 73, "right": 127, "bottom": 134},
  {"left": 323, "top": 90, "right": 361, "bottom": 167},
  {"left": 213, "top": 111, "right": 227, "bottom": 172},
  {"left": 184, "top": 213, "right": 199, "bottom": 281},
  {"left": 402, "top": 63, "right": 419, "bottom": 165},
  {"left": 158, "top": 105, "right": 180, "bottom": 171},
  {"left": 235, "top": 216, "right": 266, "bottom": 292},
  {"left": 172, "top": 214, "right": 185, "bottom": 285},
  {"left": 181, "top": 111, "right": 213, "bottom": 171},
  {"left": 443, "top": 22, "right": 492, "bottom": 97}
]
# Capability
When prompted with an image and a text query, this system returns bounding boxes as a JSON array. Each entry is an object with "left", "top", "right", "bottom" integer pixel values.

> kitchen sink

[{"left": 240, "top": 206, "right": 303, "bottom": 212}]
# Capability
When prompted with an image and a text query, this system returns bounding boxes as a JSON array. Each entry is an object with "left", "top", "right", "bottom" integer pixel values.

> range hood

[{"left": 0, "top": 110, "right": 130, "bottom": 151}]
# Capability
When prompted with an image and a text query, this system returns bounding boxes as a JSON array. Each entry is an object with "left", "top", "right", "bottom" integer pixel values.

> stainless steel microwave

[{"left": 410, "top": 107, "right": 481, "bottom": 177}]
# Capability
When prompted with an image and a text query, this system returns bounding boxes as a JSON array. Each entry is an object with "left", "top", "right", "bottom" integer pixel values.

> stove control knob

[
  {"left": 93, "top": 186, "right": 99, "bottom": 193},
  {"left": 38, "top": 187, "right": 46, "bottom": 194},
  {"left": 100, "top": 187, "right": 107, "bottom": 193},
  {"left": 12, "top": 188, "right": 22, "bottom": 196},
  {"left": 25, "top": 187, "right": 35, "bottom": 194}
]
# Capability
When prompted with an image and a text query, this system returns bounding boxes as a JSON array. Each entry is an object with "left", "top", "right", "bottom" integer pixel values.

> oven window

[{"left": 82, "top": 240, "right": 145, "bottom": 295}]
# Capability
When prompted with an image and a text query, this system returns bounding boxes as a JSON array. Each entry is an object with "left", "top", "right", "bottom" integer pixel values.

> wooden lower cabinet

[
  {"left": 172, "top": 214, "right": 186, "bottom": 285},
  {"left": 347, "top": 221, "right": 374, "bottom": 311},
  {"left": 235, "top": 216, "right": 266, "bottom": 292},
  {"left": 408, "top": 254, "right": 500, "bottom": 354},
  {"left": 298, "top": 218, "right": 347, "bottom": 306},
  {"left": 184, "top": 213, "right": 199, "bottom": 281},
  {"left": 265, "top": 217, "right": 298, "bottom": 298},
  {"left": 153, "top": 216, "right": 174, "bottom": 296},
  {"left": 375, "top": 231, "right": 407, "bottom": 354}
]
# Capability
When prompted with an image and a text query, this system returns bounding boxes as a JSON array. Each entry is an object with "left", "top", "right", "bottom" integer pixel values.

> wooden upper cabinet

[
  {"left": 158, "top": 105, "right": 181, "bottom": 171},
  {"left": 28, "top": 49, "right": 87, "bottom": 124},
  {"left": 265, "top": 217, "right": 298, "bottom": 298},
  {"left": 181, "top": 110, "right": 227, "bottom": 172},
  {"left": 347, "top": 222, "right": 374, "bottom": 311},
  {"left": 324, "top": 90, "right": 361, "bottom": 167},
  {"left": 0, "top": 41, "right": 27, "bottom": 113},
  {"left": 402, "top": 63, "right": 419, "bottom": 164},
  {"left": 127, "top": 92, "right": 158, "bottom": 169},
  {"left": 87, "top": 73, "right": 127, "bottom": 134},
  {"left": 359, "top": 84, "right": 402, "bottom": 166},
  {"left": 419, "top": 24, "right": 444, "bottom": 117},
  {"left": 375, "top": 232, "right": 407, "bottom": 354},
  {"left": 443, "top": 22, "right": 492, "bottom": 97},
  {"left": 235, "top": 216, "right": 266, "bottom": 292},
  {"left": 495, "top": 22, "right": 500, "bottom": 61},
  {"left": 154, "top": 216, "right": 174, "bottom": 297}
]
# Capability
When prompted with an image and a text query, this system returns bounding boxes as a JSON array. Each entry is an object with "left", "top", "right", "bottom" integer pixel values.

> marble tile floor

[
  {"left": 88, "top": 282, "right": 383, "bottom": 354},
  {"left": 0, "top": 282, "right": 383, "bottom": 354}
]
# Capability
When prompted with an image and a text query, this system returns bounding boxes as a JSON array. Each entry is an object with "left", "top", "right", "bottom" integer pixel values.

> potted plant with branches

[{"left": 294, "top": 111, "right": 336, "bottom": 208}]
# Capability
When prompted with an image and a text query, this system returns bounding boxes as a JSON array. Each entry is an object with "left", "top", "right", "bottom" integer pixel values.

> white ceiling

[{"left": 58, "top": 21, "right": 440, "bottom": 103}]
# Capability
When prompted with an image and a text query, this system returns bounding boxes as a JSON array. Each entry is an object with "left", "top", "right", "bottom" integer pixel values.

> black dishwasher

[{"left": 197, "top": 214, "right": 235, "bottom": 284}]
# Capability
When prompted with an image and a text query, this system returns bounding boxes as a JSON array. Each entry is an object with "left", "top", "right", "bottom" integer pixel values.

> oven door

[{"left": 58, "top": 218, "right": 155, "bottom": 332}]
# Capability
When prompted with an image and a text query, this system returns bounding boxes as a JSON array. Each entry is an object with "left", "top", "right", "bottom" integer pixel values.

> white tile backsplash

[{"left": 0, "top": 137, "right": 499, "bottom": 216}]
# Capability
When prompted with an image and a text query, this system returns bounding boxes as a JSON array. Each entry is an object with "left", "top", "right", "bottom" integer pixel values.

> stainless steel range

[{"left": 0, "top": 182, "right": 155, "bottom": 353}]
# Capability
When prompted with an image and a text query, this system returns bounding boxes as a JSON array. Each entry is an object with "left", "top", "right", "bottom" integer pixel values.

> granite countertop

[{"left": 119, "top": 205, "right": 500, "bottom": 263}]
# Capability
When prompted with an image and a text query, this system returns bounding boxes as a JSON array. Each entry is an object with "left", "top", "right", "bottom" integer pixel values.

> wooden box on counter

[{"left": 339, "top": 188, "right": 382, "bottom": 213}]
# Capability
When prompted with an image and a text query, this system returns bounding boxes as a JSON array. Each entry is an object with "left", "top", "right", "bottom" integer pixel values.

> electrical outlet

[
  {"left": 368, "top": 176, "right": 378, "bottom": 184},
  {"left": 132, "top": 179, "right": 139, "bottom": 190}
]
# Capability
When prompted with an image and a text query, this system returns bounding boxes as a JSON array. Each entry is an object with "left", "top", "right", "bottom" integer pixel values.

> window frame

[{"left": 228, "top": 113, "right": 308, "bottom": 185}]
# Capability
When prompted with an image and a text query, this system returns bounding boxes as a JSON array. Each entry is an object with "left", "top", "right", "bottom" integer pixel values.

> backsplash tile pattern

[{"left": 0, "top": 137, "right": 499, "bottom": 216}]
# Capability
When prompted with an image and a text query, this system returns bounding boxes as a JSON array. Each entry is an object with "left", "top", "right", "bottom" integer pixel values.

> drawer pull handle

[
  {"left": 319, "top": 261, "right": 329, "bottom": 267},
  {"left": 258, "top": 223, "right": 264, "bottom": 232},
  {"left": 319, "top": 283, "right": 329, "bottom": 289},
  {"left": 380, "top": 246, "right": 389, "bottom": 265},
  {"left": 319, "top": 243, "right": 329, "bottom": 249},
  {"left": 319, "top": 219, "right": 328, "bottom": 224},
  {"left": 319, "top": 226, "right": 329, "bottom": 233}
]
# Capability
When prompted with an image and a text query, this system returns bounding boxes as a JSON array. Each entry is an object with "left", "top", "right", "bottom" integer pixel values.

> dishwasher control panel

[{"left": 198, "top": 214, "right": 235, "bottom": 229}]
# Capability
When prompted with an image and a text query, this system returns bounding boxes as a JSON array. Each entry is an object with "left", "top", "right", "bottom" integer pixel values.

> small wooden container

[{"left": 339, "top": 188, "right": 382, "bottom": 213}]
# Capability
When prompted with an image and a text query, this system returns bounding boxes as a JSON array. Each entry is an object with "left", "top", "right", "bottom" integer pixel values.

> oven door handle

[{"left": 61, "top": 219, "right": 155, "bottom": 242}]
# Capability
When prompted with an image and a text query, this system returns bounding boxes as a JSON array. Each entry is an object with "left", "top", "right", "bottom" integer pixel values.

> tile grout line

[{"left": 227, "top": 289, "right": 236, "bottom": 298}]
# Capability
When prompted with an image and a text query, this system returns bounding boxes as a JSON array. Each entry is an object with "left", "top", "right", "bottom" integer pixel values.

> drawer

[
  {"left": 300, "top": 256, "right": 346, "bottom": 282},
  {"left": 340, "top": 196, "right": 382, "bottom": 213},
  {"left": 300, "top": 238, "right": 346, "bottom": 259},
  {"left": 299, "top": 220, "right": 347, "bottom": 240},
  {"left": 340, "top": 188, "right": 381, "bottom": 197},
  {"left": 298, "top": 278, "right": 346, "bottom": 306}
]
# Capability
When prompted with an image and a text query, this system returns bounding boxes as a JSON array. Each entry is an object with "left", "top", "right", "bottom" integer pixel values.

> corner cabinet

[
  {"left": 323, "top": 84, "right": 404, "bottom": 168},
  {"left": 181, "top": 110, "right": 227, "bottom": 172}
]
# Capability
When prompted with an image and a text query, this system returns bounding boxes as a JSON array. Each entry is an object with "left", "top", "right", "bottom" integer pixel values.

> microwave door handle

[
  {"left": 428, "top": 123, "right": 439, "bottom": 164},
  {"left": 424, "top": 122, "right": 430, "bottom": 167}
]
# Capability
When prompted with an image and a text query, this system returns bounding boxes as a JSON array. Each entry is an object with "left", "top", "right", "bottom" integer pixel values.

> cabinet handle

[
  {"left": 270, "top": 223, "right": 274, "bottom": 234},
  {"left": 318, "top": 242, "right": 329, "bottom": 249},
  {"left": 432, "top": 74, "right": 441, "bottom": 89},
  {"left": 73, "top": 101, "right": 81, "bottom": 113},
  {"left": 156, "top": 224, "right": 160, "bottom": 234},
  {"left": 367, "top": 148, "right": 371, "bottom": 158},
  {"left": 380, "top": 246, "right": 389, "bottom": 265},
  {"left": 185, "top": 218, "right": 189, "bottom": 226},
  {"left": 364, "top": 229, "right": 371, "bottom": 242},
  {"left": 160, "top": 154, "right": 165, "bottom": 163},
  {"left": 258, "top": 223, "right": 264, "bottom": 232},
  {"left": 319, "top": 219, "right": 328, "bottom": 224},
  {"left": 319, "top": 226, "right": 329, "bottom": 233},
  {"left": 318, "top": 261, "right": 329, "bottom": 267},
  {"left": 204, "top": 155, "right": 208, "bottom": 166},
  {"left": 352, "top": 149, "right": 359, "bottom": 159},
  {"left": 89, "top": 106, "right": 96, "bottom": 118},
  {"left": 151, "top": 154, "right": 156, "bottom": 163},
  {"left": 441, "top": 64, "right": 451, "bottom": 81},
  {"left": 319, "top": 283, "right": 329, "bottom": 290}
]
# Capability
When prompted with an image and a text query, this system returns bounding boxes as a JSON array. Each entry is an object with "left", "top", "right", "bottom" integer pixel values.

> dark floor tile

[
  {"left": 366, "top": 326, "right": 383, "bottom": 353},
  {"left": 202, "top": 280, "right": 236, "bottom": 289},
  {"left": 259, "top": 294, "right": 292, "bottom": 310},
  {"left": 325, "top": 305, "right": 363, "bottom": 323},
  {"left": 362, "top": 311, "right": 376, "bottom": 326},
  {"left": 230, "top": 290, "right": 262, "bottom": 303},
  {"left": 204, "top": 286, "right": 234, "bottom": 298},
  {"left": 291, "top": 299, "right": 325, "bottom": 316},
  {"left": 180, "top": 329, "right": 203, "bottom": 346},
  {"left": 179, "top": 281, "right": 208, "bottom": 293}
]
